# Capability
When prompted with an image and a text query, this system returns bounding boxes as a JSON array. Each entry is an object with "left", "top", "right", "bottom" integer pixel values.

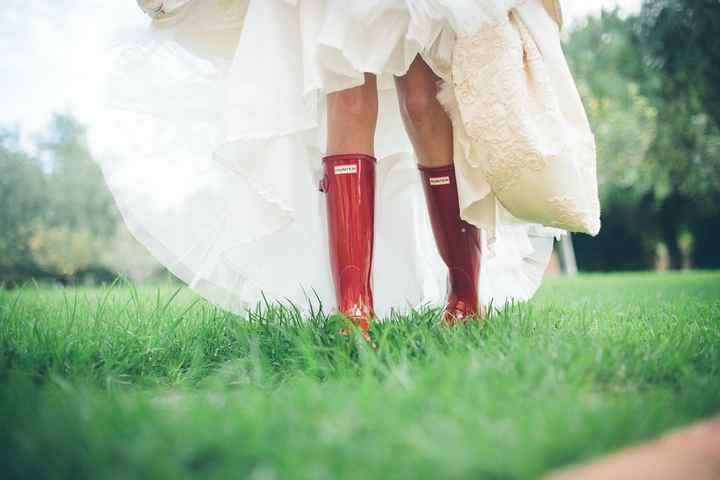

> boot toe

[{"left": 442, "top": 299, "right": 484, "bottom": 326}]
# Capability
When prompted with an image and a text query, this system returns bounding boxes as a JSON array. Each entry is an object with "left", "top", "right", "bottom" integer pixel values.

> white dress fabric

[{"left": 98, "top": 0, "right": 596, "bottom": 318}]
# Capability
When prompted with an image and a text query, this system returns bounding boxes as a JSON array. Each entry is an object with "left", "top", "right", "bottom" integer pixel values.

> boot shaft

[
  {"left": 321, "top": 154, "right": 376, "bottom": 322},
  {"left": 418, "top": 163, "right": 481, "bottom": 304}
]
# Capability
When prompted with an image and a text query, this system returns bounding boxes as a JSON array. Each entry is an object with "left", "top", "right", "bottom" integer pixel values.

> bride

[{"left": 99, "top": 0, "right": 599, "bottom": 333}]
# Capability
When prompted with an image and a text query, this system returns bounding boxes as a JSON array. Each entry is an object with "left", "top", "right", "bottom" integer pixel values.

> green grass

[{"left": 1, "top": 272, "right": 719, "bottom": 479}]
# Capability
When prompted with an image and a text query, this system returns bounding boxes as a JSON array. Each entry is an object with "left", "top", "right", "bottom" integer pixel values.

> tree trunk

[
  {"left": 558, "top": 234, "right": 578, "bottom": 276},
  {"left": 659, "top": 195, "right": 685, "bottom": 270}
]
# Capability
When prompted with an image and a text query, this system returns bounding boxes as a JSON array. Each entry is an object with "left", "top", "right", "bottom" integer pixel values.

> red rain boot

[
  {"left": 418, "top": 164, "right": 484, "bottom": 325},
  {"left": 319, "top": 153, "right": 376, "bottom": 333}
]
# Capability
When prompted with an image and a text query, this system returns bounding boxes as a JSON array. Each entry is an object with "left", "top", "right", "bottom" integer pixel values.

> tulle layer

[{"left": 97, "top": 0, "right": 561, "bottom": 317}]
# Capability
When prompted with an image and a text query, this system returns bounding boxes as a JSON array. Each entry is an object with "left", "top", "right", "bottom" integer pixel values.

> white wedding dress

[{"left": 97, "top": 0, "right": 591, "bottom": 317}]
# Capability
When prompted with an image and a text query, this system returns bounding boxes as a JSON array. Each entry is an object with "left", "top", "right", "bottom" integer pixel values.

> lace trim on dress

[{"left": 447, "top": 7, "right": 601, "bottom": 235}]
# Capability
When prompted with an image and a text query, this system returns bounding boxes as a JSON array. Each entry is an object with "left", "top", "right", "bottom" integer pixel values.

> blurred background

[{"left": 1, "top": 0, "right": 718, "bottom": 286}]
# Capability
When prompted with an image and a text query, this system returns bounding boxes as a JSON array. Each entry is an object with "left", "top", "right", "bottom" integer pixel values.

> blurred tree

[
  {"left": 1, "top": 114, "right": 160, "bottom": 284},
  {"left": 565, "top": 10, "right": 660, "bottom": 270},
  {"left": 639, "top": 0, "right": 720, "bottom": 268},
  {"left": 30, "top": 225, "right": 100, "bottom": 279},
  {"left": 566, "top": 6, "right": 720, "bottom": 270},
  {"left": 37, "top": 114, "right": 118, "bottom": 237},
  {"left": 0, "top": 129, "right": 47, "bottom": 279},
  {"left": 28, "top": 114, "right": 119, "bottom": 281},
  {"left": 640, "top": 0, "right": 720, "bottom": 127}
]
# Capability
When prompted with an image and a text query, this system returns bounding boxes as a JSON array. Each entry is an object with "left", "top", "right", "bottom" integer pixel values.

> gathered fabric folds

[{"left": 97, "top": 0, "right": 583, "bottom": 318}]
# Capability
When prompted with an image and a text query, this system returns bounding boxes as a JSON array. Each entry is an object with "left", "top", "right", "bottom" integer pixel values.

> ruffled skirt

[{"left": 97, "top": 0, "right": 561, "bottom": 317}]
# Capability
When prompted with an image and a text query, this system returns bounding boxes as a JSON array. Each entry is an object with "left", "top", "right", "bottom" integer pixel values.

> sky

[{"left": 1, "top": 0, "right": 642, "bottom": 150}]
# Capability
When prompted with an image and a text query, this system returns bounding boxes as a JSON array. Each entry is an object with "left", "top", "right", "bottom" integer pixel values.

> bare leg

[
  {"left": 394, "top": 56, "right": 453, "bottom": 167},
  {"left": 326, "top": 73, "right": 379, "bottom": 156},
  {"left": 396, "top": 55, "right": 484, "bottom": 324},
  {"left": 322, "top": 74, "right": 379, "bottom": 338}
]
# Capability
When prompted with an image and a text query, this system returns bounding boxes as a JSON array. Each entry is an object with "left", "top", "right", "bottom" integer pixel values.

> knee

[
  {"left": 401, "top": 87, "right": 439, "bottom": 129},
  {"left": 329, "top": 86, "right": 378, "bottom": 123}
]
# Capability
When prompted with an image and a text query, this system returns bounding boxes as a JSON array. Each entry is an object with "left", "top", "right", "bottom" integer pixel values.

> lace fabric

[{"left": 446, "top": 3, "right": 601, "bottom": 235}]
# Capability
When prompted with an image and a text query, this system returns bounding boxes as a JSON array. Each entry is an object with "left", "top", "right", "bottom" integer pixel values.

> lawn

[{"left": 1, "top": 272, "right": 719, "bottom": 479}]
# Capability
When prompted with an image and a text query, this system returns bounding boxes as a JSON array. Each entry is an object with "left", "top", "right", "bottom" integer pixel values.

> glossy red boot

[
  {"left": 319, "top": 153, "right": 376, "bottom": 334},
  {"left": 418, "top": 164, "right": 484, "bottom": 325}
]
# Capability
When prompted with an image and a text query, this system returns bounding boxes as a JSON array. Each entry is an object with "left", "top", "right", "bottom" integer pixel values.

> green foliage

[
  {"left": 0, "top": 130, "right": 47, "bottom": 272},
  {"left": 38, "top": 114, "right": 118, "bottom": 238},
  {"left": 565, "top": 6, "right": 720, "bottom": 269},
  {"left": 30, "top": 225, "right": 105, "bottom": 278},
  {"left": 565, "top": 11, "right": 659, "bottom": 269},
  {"left": 1, "top": 273, "right": 719, "bottom": 478},
  {"left": 0, "top": 114, "right": 119, "bottom": 282},
  {"left": 638, "top": 0, "right": 720, "bottom": 267},
  {"left": 638, "top": 0, "right": 720, "bottom": 204},
  {"left": 640, "top": 0, "right": 720, "bottom": 128}
]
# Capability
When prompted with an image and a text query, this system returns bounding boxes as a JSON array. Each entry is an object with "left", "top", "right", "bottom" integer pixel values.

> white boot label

[
  {"left": 334, "top": 165, "right": 358, "bottom": 175},
  {"left": 430, "top": 176, "right": 450, "bottom": 186}
]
